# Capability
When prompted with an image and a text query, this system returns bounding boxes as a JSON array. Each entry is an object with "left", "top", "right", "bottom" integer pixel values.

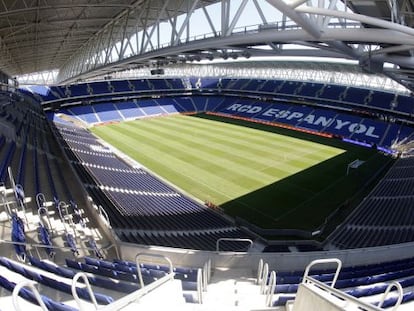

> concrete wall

[{"left": 119, "top": 241, "right": 414, "bottom": 272}]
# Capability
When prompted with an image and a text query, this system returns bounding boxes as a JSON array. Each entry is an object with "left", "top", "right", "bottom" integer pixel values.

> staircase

[{"left": 202, "top": 267, "right": 269, "bottom": 310}]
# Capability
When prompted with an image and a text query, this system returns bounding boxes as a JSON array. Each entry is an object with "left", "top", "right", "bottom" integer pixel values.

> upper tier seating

[
  {"left": 342, "top": 87, "right": 370, "bottom": 105},
  {"left": 110, "top": 80, "right": 132, "bottom": 92},
  {"left": 22, "top": 78, "right": 414, "bottom": 119}
]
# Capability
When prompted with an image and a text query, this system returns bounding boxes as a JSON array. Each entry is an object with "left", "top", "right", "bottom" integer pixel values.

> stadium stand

[
  {"left": 396, "top": 95, "right": 414, "bottom": 114},
  {"left": 328, "top": 156, "right": 414, "bottom": 249},
  {"left": 93, "top": 102, "right": 123, "bottom": 122},
  {"left": 257, "top": 256, "right": 414, "bottom": 308},
  {"left": 214, "top": 98, "right": 414, "bottom": 149},
  {"left": 318, "top": 84, "right": 343, "bottom": 100},
  {"left": 62, "top": 105, "right": 100, "bottom": 124},
  {"left": 138, "top": 99, "right": 166, "bottom": 116},
  {"left": 110, "top": 80, "right": 132, "bottom": 93},
  {"left": 1, "top": 78, "right": 414, "bottom": 310},
  {"left": 342, "top": 86, "right": 371, "bottom": 105},
  {"left": 114, "top": 101, "right": 145, "bottom": 119},
  {"left": 53, "top": 120, "right": 255, "bottom": 251}
]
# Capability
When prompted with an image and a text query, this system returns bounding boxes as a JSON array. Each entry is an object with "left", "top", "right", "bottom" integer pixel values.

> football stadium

[{"left": 0, "top": 0, "right": 414, "bottom": 310}]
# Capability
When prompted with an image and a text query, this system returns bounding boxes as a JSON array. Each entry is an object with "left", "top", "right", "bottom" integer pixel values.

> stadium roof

[
  {"left": 1, "top": 0, "right": 414, "bottom": 92},
  {"left": 0, "top": 0, "right": 217, "bottom": 76}
]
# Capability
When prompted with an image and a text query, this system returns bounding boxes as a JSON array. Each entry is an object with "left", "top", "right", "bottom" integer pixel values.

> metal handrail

[
  {"left": 0, "top": 183, "right": 9, "bottom": 217},
  {"left": 215, "top": 238, "right": 253, "bottom": 252},
  {"left": 12, "top": 280, "right": 48, "bottom": 311},
  {"left": 256, "top": 258, "right": 264, "bottom": 285},
  {"left": 14, "top": 183, "right": 29, "bottom": 228},
  {"left": 377, "top": 281, "right": 403, "bottom": 311},
  {"left": 206, "top": 258, "right": 212, "bottom": 283},
  {"left": 301, "top": 276, "right": 401, "bottom": 311},
  {"left": 260, "top": 263, "right": 269, "bottom": 294},
  {"left": 71, "top": 272, "right": 98, "bottom": 311},
  {"left": 38, "top": 206, "right": 52, "bottom": 232},
  {"left": 98, "top": 204, "right": 111, "bottom": 227},
  {"left": 202, "top": 262, "right": 208, "bottom": 291},
  {"left": 58, "top": 200, "right": 77, "bottom": 234},
  {"left": 2, "top": 185, "right": 13, "bottom": 218},
  {"left": 14, "top": 184, "right": 25, "bottom": 205},
  {"left": 97, "top": 269, "right": 177, "bottom": 311},
  {"left": 266, "top": 271, "right": 276, "bottom": 307},
  {"left": 135, "top": 253, "right": 174, "bottom": 289},
  {"left": 57, "top": 200, "right": 69, "bottom": 222},
  {"left": 197, "top": 268, "right": 203, "bottom": 304},
  {"left": 303, "top": 258, "right": 342, "bottom": 288},
  {"left": 35, "top": 192, "right": 46, "bottom": 209},
  {"left": 8, "top": 167, "right": 16, "bottom": 191},
  {"left": 37, "top": 207, "right": 55, "bottom": 259}
]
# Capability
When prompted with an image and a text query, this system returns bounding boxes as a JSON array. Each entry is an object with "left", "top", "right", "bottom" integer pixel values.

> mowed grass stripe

[
  {"left": 172, "top": 115, "right": 344, "bottom": 163},
  {"left": 123, "top": 116, "right": 337, "bottom": 186},
  {"left": 172, "top": 115, "right": 340, "bottom": 156},
  {"left": 148, "top": 116, "right": 341, "bottom": 171},
  {"left": 92, "top": 126, "right": 237, "bottom": 202},
  {"left": 164, "top": 115, "right": 328, "bottom": 156},
  {"left": 153, "top": 116, "right": 316, "bottom": 162},
  {"left": 128, "top": 118, "right": 294, "bottom": 179},
  {"left": 92, "top": 115, "right": 345, "bottom": 207},
  {"left": 121, "top": 121, "right": 269, "bottom": 187},
  {"left": 95, "top": 123, "right": 251, "bottom": 201}
]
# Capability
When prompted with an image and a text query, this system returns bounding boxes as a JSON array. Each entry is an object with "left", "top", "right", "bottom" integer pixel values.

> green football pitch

[{"left": 91, "top": 113, "right": 389, "bottom": 231}]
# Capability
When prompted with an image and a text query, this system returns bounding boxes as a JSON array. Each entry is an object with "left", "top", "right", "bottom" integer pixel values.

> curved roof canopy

[
  {"left": 1, "top": 0, "right": 414, "bottom": 91},
  {"left": 0, "top": 0, "right": 219, "bottom": 76},
  {"left": 0, "top": 0, "right": 135, "bottom": 74}
]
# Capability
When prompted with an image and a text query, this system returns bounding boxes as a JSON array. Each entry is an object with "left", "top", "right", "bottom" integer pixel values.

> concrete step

[{"left": 201, "top": 267, "right": 267, "bottom": 310}]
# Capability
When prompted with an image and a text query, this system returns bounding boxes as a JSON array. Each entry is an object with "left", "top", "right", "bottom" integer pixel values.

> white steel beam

[
  {"left": 226, "top": 0, "right": 249, "bottom": 36},
  {"left": 202, "top": 6, "right": 217, "bottom": 36},
  {"left": 265, "top": 0, "right": 322, "bottom": 38},
  {"left": 173, "top": 0, "right": 200, "bottom": 45},
  {"left": 296, "top": 6, "right": 414, "bottom": 37},
  {"left": 59, "top": 26, "right": 414, "bottom": 84},
  {"left": 253, "top": 0, "right": 268, "bottom": 24},
  {"left": 221, "top": 0, "right": 230, "bottom": 35},
  {"left": 55, "top": 0, "right": 414, "bottom": 92}
]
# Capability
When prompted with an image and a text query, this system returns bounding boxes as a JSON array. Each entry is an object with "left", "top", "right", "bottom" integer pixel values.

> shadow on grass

[{"left": 190, "top": 113, "right": 392, "bottom": 235}]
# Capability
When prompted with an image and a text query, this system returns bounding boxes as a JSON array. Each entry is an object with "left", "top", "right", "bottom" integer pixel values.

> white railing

[
  {"left": 12, "top": 280, "right": 48, "bottom": 311},
  {"left": 256, "top": 258, "right": 264, "bottom": 285},
  {"left": 96, "top": 253, "right": 177, "bottom": 310},
  {"left": 98, "top": 204, "right": 111, "bottom": 227},
  {"left": 72, "top": 272, "right": 99, "bottom": 311},
  {"left": 301, "top": 276, "right": 403, "bottom": 311},
  {"left": 203, "top": 258, "right": 211, "bottom": 290},
  {"left": 265, "top": 270, "right": 277, "bottom": 307},
  {"left": 378, "top": 282, "right": 403, "bottom": 311},
  {"left": 135, "top": 253, "right": 174, "bottom": 289},
  {"left": 257, "top": 258, "right": 278, "bottom": 307},
  {"left": 299, "top": 258, "right": 403, "bottom": 311},
  {"left": 196, "top": 268, "right": 203, "bottom": 304},
  {"left": 259, "top": 261, "right": 269, "bottom": 294},
  {"left": 303, "top": 258, "right": 342, "bottom": 288}
]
